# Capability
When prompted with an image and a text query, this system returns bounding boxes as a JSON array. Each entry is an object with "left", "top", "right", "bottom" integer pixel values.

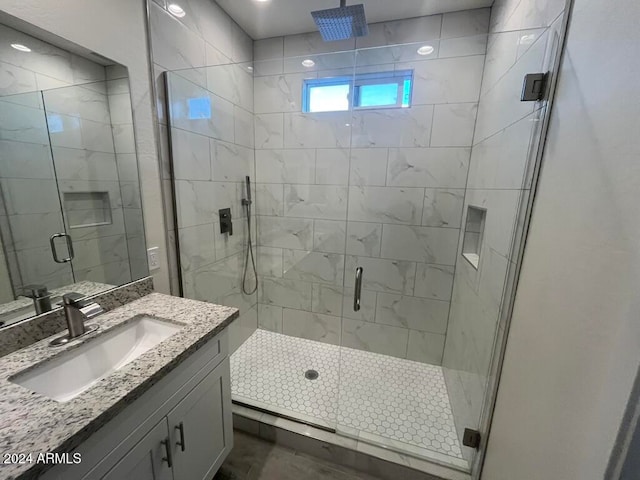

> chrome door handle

[
  {"left": 161, "top": 438, "right": 173, "bottom": 467},
  {"left": 354, "top": 267, "right": 363, "bottom": 312},
  {"left": 49, "top": 233, "right": 74, "bottom": 263},
  {"left": 175, "top": 422, "right": 186, "bottom": 451}
]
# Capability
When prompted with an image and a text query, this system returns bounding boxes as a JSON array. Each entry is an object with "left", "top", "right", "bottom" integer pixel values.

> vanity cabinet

[{"left": 41, "top": 330, "right": 233, "bottom": 480}]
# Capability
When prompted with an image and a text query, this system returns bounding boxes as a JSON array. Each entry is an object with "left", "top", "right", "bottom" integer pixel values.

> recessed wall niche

[
  {"left": 462, "top": 206, "right": 486, "bottom": 269},
  {"left": 63, "top": 191, "right": 113, "bottom": 229}
]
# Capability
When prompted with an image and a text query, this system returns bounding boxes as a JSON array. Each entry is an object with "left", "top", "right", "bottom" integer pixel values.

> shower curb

[{"left": 232, "top": 404, "right": 470, "bottom": 480}]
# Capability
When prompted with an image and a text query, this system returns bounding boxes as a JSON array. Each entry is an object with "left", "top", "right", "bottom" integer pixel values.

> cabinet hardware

[
  {"left": 161, "top": 438, "right": 173, "bottom": 467},
  {"left": 175, "top": 422, "right": 186, "bottom": 451}
]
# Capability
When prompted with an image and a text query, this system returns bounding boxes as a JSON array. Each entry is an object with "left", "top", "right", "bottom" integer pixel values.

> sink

[{"left": 10, "top": 316, "right": 182, "bottom": 402}]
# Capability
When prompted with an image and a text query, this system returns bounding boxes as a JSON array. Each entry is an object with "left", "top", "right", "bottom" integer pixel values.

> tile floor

[
  {"left": 215, "top": 431, "right": 382, "bottom": 480},
  {"left": 231, "top": 329, "right": 465, "bottom": 466}
]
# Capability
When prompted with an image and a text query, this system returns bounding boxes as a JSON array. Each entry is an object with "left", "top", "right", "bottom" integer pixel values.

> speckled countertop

[{"left": 0, "top": 293, "right": 239, "bottom": 480}]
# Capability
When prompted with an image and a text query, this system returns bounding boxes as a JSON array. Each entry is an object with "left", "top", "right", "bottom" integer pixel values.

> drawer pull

[
  {"left": 161, "top": 438, "right": 173, "bottom": 467},
  {"left": 175, "top": 422, "right": 186, "bottom": 451}
]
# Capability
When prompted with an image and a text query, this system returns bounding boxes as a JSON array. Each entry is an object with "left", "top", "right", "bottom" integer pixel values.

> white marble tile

[
  {"left": 254, "top": 37, "right": 284, "bottom": 61},
  {"left": 355, "top": 15, "right": 443, "bottom": 49},
  {"left": 283, "top": 249, "right": 345, "bottom": 286},
  {"left": 351, "top": 106, "right": 433, "bottom": 148},
  {"left": 422, "top": 188, "right": 466, "bottom": 228},
  {"left": 349, "top": 148, "right": 388, "bottom": 186},
  {"left": 407, "top": 331, "right": 447, "bottom": 365},
  {"left": 397, "top": 56, "right": 485, "bottom": 105},
  {"left": 258, "top": 216, "right": 313, "bottom": 250},
  {"left": 312, "top": 283, "right": 344, "bottom": 317},
  {"left": 348, "top": 186, "right": 424, "bottom": 225},
  {"left": 174, "top": 180, "right": 214, "bottom": 228},
  {"left": 72, "top": 234, "right": 129, "bottom": 269},
  {"left": 431, "top": 103, "right": 478, "bottom": 147},
  {"left": 283, "top": 51, "right": 355, "bottom": 75},
  {"left": 254, "top": 73, "right": 309, "bottom": 114},
  {"left": 0, "top": 140, "right": 53, "bottom": 179},
  {"left": 257, "top": 246, "right": 283, "bottom": 278},
  {"left": 467, "top": 111, "right": 540, "bottom": 189},
  {"left": 381, "top": 225, "right": 460, "bottom": 265},
  {"left": 342, "top": 286, "right": 377, "bottom": 322},
  {"left": 255, "top": 183, "right": 284, "bottom": 217},
  {"left": 254, "top": 114, "right": 284, "bottom": 149},
  {"left": 474, "top": 30, "right": 548, "bottom": 142},
  {"left": 0, "top": 62, "right": 37, "bottom": 96},
  {"left": 258, "top": 304, "right": 283, "bottom": 333},
  {"left": 387, "top": 147, "right": 470, "bottom": 189},
  {"left": 183, "top": 0, "right": 234, "bottom": 57},
  {"left": 234, "top": 106, "right": 255, "bottom": 148},
  {"left": 170, "top": 128, "right": 211, "bottom": 180},
  {"left": 112, "top": 124, "right": 136, "bottom": 154},
  {"left": 284, "top": 112, "right": 351, "bottom": 149},
  {"left": 0, "top": 101, "right": 49, "bottom": 145},
  {"left": 376, "top": 293, "right": 450, "bottom": 334},
  {"left": 79, "top": 118, "right": 115, "bottom": 153},
  {"left": 414, "top": 264, "right": 456, "bottom": 301},
  {"left": 259, "top": 277, "right": 312, "bottom": 310},
  {"left": 52, "top": 148, "right": 118, "bottom": 182},
  {"left": 439, "top": 34, "right": 488, "bottom": 59},
  {"left": 345, "top": 255, "right": 416, "bottom": 295},
  {"left": 149, "top": 3, "right": 205, "bottom": 71},
  {"left": 355, "top": 43, "right": 439, "bottom": 68},
  {"left": 341, "top": 318, "right": 408, "bottom": 358},
  {"left": 284, "top": 31, "right": 355, "bottom": 57},
  {"left": 313, "top": 220, "right": 347, "bottom": 254},
  {"left": 284, "top": 184, "right": 348, "bottom": 221},
  {"left": 315, "top": 149, "right": 349, "bottom": 185},
  {"left": 283, "top": 308, "right": 341, "bottom": 345},
  {"left": 178, "top": 224, "right": 216, "bottom": 272},
  {"left": 1, "top": 178, "right": 60, "bottom": 215},
  {"left": 211, "top": 139, "right": 253, "bottom": 182},
  {"left": 44, "top": 85, "right": 111, "bottom": 124},
  {"left": 255, "top": 148, "right": 315, "bottom": 183},
  {"left": 206, "top": 63, "right": 253, "bottom": 111},
  {"left": 214, "top": 218, "right": 245, "bottom": 260},
  {"left": 5, "top": 213, "right": 64, "bottom": 251},
  {"left": 346, "top": 222, "right": 382, "bottom": 257}
]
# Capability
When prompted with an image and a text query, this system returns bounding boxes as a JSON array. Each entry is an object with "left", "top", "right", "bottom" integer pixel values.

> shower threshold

[{"left": 231, "top": 329, "right": 469, "bottom": 472}]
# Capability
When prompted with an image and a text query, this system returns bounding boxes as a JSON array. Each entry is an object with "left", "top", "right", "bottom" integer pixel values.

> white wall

[
  {"left": 0, "top": 0, "right": 171, "bottom": 293},
  {"left": 482, "top": 0, "right": 640, "bottom": 478}
]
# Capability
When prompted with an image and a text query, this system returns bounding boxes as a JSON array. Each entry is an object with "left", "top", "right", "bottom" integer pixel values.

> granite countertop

[
  {"left": 0, "top": 281, "right": 115, "bottom": 320},
  {"left": 0, "top": 293, "right": 239, "bottom": 480}
]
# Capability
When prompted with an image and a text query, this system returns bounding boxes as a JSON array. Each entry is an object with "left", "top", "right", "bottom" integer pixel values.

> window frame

[{"left": 302, "top": 69, "right": 414, "bottom": 113}]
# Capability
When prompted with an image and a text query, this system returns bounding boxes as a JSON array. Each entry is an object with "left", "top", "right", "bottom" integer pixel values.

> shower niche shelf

[
  {"left": 64, "top": 191, "right": 113, "bottom": 229},
  {"left": 462, "top": 206, "right": 486, "bottom": 270}
]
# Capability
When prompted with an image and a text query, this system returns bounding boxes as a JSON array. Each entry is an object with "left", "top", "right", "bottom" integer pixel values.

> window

[{"left": 302, "top": 70, "right": 413, "bottom": 113}]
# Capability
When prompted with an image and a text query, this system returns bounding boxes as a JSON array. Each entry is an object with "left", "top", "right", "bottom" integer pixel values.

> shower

[
  {"left": 241, "top": 176, "right": 257, "bottom": 295},
  {"left": 311, "top": 0, "right": 369, "bottom": 42}
]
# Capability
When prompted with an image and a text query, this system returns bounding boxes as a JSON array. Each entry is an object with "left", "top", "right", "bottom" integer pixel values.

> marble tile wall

[
  {"left": 0, "top": 25, "right": 144, "bottom": 296},
  {"left": 253, "top": 9, "right": 490, "bottom": 364},
  {"left": 441, "top": 0, "right": 566, "bottom": 463},
  {"left": 148, "top": 0, "right": 257, "bottom": 353}
]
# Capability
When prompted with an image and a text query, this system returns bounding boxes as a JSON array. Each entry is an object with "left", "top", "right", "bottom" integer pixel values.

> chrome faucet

[
  {"left": 50, "top": 293, "right": 103, "bottom": 346},
  {"left": 23, "top": 284, "right": 52, "bottom": 315}
]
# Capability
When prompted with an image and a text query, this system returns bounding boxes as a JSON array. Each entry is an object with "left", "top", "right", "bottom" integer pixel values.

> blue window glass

[
  {"left": 188, "top": 97, "right": 211, "bottom": 119},
  {"left": 303, "top": 70, "right": 413, "bottom": 113}
]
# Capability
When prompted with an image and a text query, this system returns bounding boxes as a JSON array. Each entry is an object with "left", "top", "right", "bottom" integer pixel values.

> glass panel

[{"left": 0, "top": 91, "right": 75, "bottom": 324}]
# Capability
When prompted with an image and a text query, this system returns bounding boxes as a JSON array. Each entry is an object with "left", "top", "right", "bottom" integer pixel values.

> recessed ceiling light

[
  {"left": 168, "top": 3, "right": 186, "bottom": 17},
  {"left": 254, "top": 0, "right": 271, "bottom": 3},
  {"left": 11, "top": 43, "right": 31, "bottom": 52},
  {"left": 417, "top": 45, "right": 434, "bottom": 56},
  {"left": 302, "top": 59, "right": 315, "bottom": 68}
]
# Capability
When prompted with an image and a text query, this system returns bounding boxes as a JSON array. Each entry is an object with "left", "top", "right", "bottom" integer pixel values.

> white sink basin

[{"left": 10, "top": 316, "right": 182, "bottom": 402}]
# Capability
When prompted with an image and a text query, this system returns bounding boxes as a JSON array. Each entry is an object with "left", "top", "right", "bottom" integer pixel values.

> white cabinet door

[
  {"left": 167, "top": 358, "right": 233, "bottom": 480},
  {"left": 101, "top": 418, "right": 174, "bottom": 480}
]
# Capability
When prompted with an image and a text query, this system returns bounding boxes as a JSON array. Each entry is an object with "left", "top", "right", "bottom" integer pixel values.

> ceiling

[{"left": 215, "top": 0, "right": 494, "bottom": 40}]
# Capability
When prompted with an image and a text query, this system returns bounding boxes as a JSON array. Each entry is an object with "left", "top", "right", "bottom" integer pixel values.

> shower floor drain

[{"left": 304, "top": 369, "right": 319, "bottom": 381}]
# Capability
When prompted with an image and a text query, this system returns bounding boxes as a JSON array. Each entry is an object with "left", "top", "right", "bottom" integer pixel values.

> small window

[{"left": 302, "top": 70, "right": 413, "bottom": 113}]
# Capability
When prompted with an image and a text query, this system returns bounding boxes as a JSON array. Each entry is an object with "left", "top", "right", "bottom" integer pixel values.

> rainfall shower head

[{"left": 311, "top": 0, "right": 369, "bottom": 42}]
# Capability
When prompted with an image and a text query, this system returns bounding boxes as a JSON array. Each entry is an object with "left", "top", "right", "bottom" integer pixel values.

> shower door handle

[
  {"left": 50, "top": 233, "right": 74, "bottom": 263},
  {"left": 353, "top": 267, "right": 363, "bottom": 312}
]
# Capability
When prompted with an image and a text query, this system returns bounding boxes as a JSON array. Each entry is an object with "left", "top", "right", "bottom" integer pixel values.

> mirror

[{"left": 0, "top": 17, "right": 149, "bottom": 328}]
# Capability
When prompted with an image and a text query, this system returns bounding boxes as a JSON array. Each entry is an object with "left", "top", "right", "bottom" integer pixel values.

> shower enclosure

[{"left": 164, "top": 13, "right": 564, "bottom": 474}]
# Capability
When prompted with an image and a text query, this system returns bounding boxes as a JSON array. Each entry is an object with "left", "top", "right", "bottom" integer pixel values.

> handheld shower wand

[{"left": 242, "top": 176, "right": 258, "bottom": 295}]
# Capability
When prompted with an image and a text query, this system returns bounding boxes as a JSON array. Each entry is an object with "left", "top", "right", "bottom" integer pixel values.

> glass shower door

[{"left": 0, "top": 90, "right": 75, "bottom": 309}]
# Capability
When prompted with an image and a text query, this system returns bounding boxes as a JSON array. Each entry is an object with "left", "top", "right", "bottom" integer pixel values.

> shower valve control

[{"left": 219, "top": 208, "right": 233, "bottom": 236}]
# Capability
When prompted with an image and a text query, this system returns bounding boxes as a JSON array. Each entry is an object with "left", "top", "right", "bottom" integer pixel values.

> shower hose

[{"left": 242, "top": 200, "right": 258, "bottom": 295}]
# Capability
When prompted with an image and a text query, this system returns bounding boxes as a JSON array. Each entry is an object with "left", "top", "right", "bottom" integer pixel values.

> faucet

[
  {"left": 50, "top": 293, "right": 103, "bottom": 346},
  {"left": 23, "top": 284, "right": 52, "bottom": 315}
]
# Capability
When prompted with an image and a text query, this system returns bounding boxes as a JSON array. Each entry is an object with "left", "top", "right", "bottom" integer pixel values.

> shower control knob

[{"left": 219, "top": 208, "right": 233, "bottom": 236}]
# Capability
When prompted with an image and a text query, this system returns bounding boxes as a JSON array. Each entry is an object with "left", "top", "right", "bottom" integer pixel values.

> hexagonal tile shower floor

[{"left": 230, "top": 329, "right": 465, "bottom": 463}]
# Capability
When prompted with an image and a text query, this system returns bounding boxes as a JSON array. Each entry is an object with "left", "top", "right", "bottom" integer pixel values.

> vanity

[{"left": 0, "top": 293, "right": 239, "bottom": 480}]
